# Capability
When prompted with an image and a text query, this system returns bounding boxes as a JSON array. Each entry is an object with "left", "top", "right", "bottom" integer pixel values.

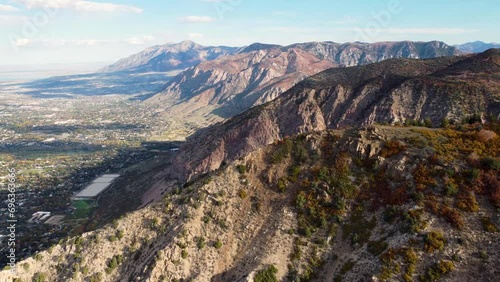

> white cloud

[
  {"left": 12, "top": 0, "right": 143, "bottom": 13},
  {"left": 0, "top": 15, "right": 26, "bottom": 25},
  {"left": 188, "top": 33, "right": 204, "bottom": 39},
  {"left": 0, "top": 4, "right": 20, "bottom": 12},
  {"left": 13, "top": 35, "right": 157, "bottom": 48},
  {"left": 14, "top": 38, "right": 32, "bottom": 47},
  {"left": 126, "top": 35, "right": 155, "bottom": 45},
  {"left": 178, "top": 16, "right": 215, "bottom": 23}
]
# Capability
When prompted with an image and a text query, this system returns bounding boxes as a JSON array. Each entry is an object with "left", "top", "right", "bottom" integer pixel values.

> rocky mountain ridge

[
  {"left": 2, "top": 124, "right": 499, "bottom": 282},
  {"left": 161, "top": 49, "right": 500, "bottom": 183},
  {"left": 145, "top": 41, "right": 462, "bottom": 126},
  {"left": 99, "top": 40, "right": 239, "bottom": 73}
]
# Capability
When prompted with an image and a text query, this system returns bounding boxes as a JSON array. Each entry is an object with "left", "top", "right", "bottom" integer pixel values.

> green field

[{"left": 70, "top": 200, "right": 95, "bottom": 219}]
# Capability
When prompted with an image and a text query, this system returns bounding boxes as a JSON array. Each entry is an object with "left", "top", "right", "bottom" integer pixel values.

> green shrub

[
  {"left": 105, "top": 254, "right": 123, "bottom": 274},
  {"left": 422, "top": 260, "right": 454, "bottom": 281},
  {"left": 214, "top": 239, "right": 223, "bottom": 249},
  {"left": 236, "top": 164, "right": 247, "bottom": 174},
  {"left": 82, "top": 266, "right": 89, "bottom": 275},
  {"left": 90, "top": 272, "right": 103, "bottom": 282},
  {"left": 424, "top": 117, "right": 433, "bottom": 128},
  {"left": 181, "top": 250, "right": 188, "bottom": 259},
  {"left": 340, "top": 260, "right": 355, "bottom": 275},
  {"left": 202, "top": 215, "right": 211, "bottom": 224},
  {"left": 150, "top": 217, "right": 159, "bottom": 229},
  {"left": 288, "top": 165, "right": 301, "bottom": 182},
  {"left": 403, "top": 209, "right": 426, "bottom": 233},
  {"left": 289, "top": 240, "right": 302, "bottom": 261},
  {"left": 112, "top": 219, "right": 118, "bottom": 228},
  {"left": 32, "top": 272, "right": 48, "bottom": 282},
  {"left": 439, "top": 205, "right": 464, "bottom": 229},
  {"left": 254, "top": 265, "right": 278, "bottom": 282},
  {"left": 271, "top": 139, "right": 293, "bottom": 164},
  {"left": 238, "top": 189, "right": 248, "bottom": 199},
  {"left": 444, "top": 182, "right": 459, "bottom": 197},
  {"left": 480, "top": 250, "right": 489, "bottom": 261},
  {"left": 456, "top": 192, "right": 480, "bottom": 212},
  {"left": 277, "top": 178, "right": 287, "bottom": 193},
  {"left": 368, "top": 240, "right": 389, "bottom": 256},
  {"left": 481, "top": 217, "right": 499, "bottom": 233},
  {"left": 197, "top": 237, "right": 206, "bottom": 249},
  {"left": 74, "top": 236, "right": 84, "bottom": 246},
  {"left": 116, "top": 230, "right": 124, "bottom": 240},
  {"left": 380, "top": 140, "right": 407, "bottom": 158},
  {"left": 480, "top": 157, "right": 500, "bottom": 171},
  {"left": 383, "top": 206, "right": 400, "bottom": 224},
  {"left": 295, "top": 191, "right": 307, "bottom": 209},
  {"left": 404, "top": 248, "right": 418, "bottom": 265},
  {"left": 424, "top": 231, "right": 446, "bottom": 253},
  {"left": 34, "top": 253, "right": 43, "bottom": 261},
  {"left": 441, "top": 118, "right": 450, "bottom": 128}
]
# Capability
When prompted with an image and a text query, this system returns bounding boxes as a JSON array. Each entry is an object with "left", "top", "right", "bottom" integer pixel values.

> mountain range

[
  {"left": 160, "top": 49, "right": 500, "bottom": 184},
  {"left": 144, "top": 41, "right": 461, "bottom": 126},
  {"left": 3, "top": 48, "right": 499, "bottom": 282},
  {"left": 99, "top": 40, "right": 239, "bottom": 74},
  {"left": 455, "top": 41, "right": 500, "bottom": 53}
]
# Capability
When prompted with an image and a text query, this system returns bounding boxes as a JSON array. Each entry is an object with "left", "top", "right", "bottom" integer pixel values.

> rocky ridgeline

[
  {"left": 2, "top": 125, "right": 499, "bottom": 281},
  {"left": 145, "top": 41, "right": 462, "bottom": 125},
  {"left": 165, "top": 49, "right": 500, "bottom": 183}
]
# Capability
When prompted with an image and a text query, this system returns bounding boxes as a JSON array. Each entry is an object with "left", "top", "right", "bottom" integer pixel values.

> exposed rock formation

[
  {"left": 169, "top": 49, "right": 500, "bottom": 181},
  {"left": 146, "top": 41, "right": 462, "bottom": 125}
]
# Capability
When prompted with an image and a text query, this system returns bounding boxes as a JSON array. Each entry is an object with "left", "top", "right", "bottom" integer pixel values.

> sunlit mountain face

[{"left": 0, "top": 0, "right": 498, "bottom": 281}]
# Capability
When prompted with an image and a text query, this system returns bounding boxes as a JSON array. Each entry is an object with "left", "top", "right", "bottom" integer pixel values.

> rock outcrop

[
  {"left": 146, "top": 41, "right": 462, "bottom": 124},
  {"left": 169, "top": 49, "right": 500, "bottom": 181}
]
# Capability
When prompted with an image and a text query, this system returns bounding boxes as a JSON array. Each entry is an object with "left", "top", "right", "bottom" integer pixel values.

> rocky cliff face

[
  {"left": 3, "top": 125, "right": 499, "bottom": 282},
  {"left": 168, "top": 49, "right": 500, "bottom": 182},
  {"left": 290, "top": 40, "right": 461, "bottom": 66},
  {"left": 99, "top": 40, "right": 238, "bottom": 73},
  {"left": 145, "top": 47, "right": 337, "bottom": 119},
  {"left": 146, "top": 41, "right": 462, "bottom": 124}
]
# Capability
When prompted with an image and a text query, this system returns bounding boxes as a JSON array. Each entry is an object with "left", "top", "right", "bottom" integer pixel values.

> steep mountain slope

[
  {"left": 163, "top": 49, "right": 500, "bottom": 183},
  {"left": 145, "top": 47, "right": 337, "bottom": 119},
  {"left": 2, "top": 50, "right": 499, "bottom": 282},
  {"left": 99, "top": 40, "right": 238, "bottom": 73},
  {"left": 456, "top": 41, "right": 500, "bottom": 53},
  {"left": 3, "top": 124, "right": 499, "bottom": 282},
  {"left": 146, "top": 41, "right": 461, "bottom": 125}
]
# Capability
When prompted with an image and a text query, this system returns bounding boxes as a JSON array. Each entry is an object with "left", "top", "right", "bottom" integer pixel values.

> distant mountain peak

[
  {"left": 177, "top": 40, "right": 202, "bottom": 50},
  {"left": 237, "top": 42, "right": 283, "bottom": 53},
  {"left": 455, "top": 41, "right": 500, "bottom": 53},
  {"left": 99, "top": 41, "right": 239, "bottom": 73}
]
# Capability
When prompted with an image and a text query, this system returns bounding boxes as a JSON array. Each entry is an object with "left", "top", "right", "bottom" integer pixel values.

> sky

[{"left": 0, "top": 0, "right": 498, "bottom": 68}]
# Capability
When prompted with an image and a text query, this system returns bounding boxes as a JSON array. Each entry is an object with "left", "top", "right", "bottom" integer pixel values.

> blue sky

[{"left": 0, "top": 0, "right": 498, "bottom": 66}]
